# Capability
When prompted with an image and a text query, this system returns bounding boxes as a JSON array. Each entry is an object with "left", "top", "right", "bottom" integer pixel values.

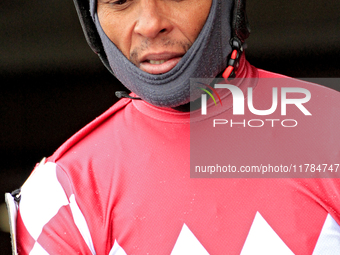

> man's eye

[
  {"left": 104, "top": 0, "right": 132, "bottom": 10},
  {"left": 112, "top": 0, "right": 127, "bottom": 5}
]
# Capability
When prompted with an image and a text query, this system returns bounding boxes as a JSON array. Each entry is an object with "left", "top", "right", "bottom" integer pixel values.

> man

[{"left": 7, "top": 0, "right": 340, "bottom": 254}]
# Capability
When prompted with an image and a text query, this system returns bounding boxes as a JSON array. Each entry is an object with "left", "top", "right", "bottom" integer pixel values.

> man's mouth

[
  {"left": 139, "top": 53, "right": 184, "bottom": 75},
  {"left": 148, "top": 60, "right": 166, "bottom": 65}
]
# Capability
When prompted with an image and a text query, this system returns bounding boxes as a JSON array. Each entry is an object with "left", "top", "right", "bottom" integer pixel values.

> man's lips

[{"left": 139, "top": 52, "right": 184, "bottom": 75}]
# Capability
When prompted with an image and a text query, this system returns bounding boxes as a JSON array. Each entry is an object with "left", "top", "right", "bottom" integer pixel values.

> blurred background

[{"left": 0, "top": 0, "right": 339, "bottom": 253}]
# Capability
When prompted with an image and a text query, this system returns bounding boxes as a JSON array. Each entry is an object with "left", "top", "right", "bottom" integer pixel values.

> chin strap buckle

[{"left": 222, "top": 37, "right": 244, "bottom": 79}]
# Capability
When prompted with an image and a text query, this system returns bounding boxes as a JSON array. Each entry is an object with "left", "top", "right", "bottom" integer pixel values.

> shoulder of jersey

[{"left": 48, "top": 97, "right": 132, "bottom": 163}]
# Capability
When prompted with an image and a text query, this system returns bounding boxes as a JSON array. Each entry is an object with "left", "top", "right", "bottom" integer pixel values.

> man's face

[{"left": 97, "top": 0, "right": 213, "bottom": 75}]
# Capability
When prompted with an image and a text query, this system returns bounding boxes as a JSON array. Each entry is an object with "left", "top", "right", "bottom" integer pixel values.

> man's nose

[{"left": 134, "top": 0, "right": 173, "bottom": 39}]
